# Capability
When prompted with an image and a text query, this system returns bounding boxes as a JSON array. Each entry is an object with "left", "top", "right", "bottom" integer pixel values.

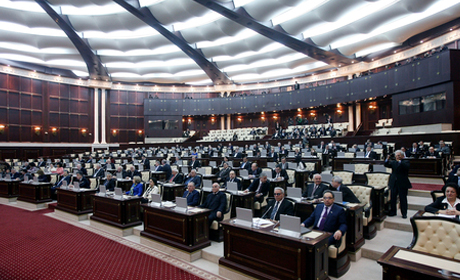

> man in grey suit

[{"left": 302, "top": 174, "right": 329, "bottom": 199}]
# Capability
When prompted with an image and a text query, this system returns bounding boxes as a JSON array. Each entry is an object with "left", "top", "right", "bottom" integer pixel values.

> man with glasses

[
  {"left": 301, "top": 190, "right": 347, "bottom": 245},
  {"left": 262, "top": 187, "right": 294, "bottom": 221}
]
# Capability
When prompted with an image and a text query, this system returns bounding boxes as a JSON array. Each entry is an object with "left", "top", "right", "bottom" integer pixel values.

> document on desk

[
  {"left": 162, "top": 201, "right": 176, "bottom": 208},
  {"left": 252, "top": 218, "right": 274, "bottom": 228},
  {"left": 345, "top": 203, "right": 359, "bottom": 208},
  {"left": 187, "top": 207, "right": 206, "bottom": 213},
  {"left": 437, "top": 214, "right": 457, "bottom": 219},
  {"left": 302, "top": 231, "right": 323, "bottom": 240}
]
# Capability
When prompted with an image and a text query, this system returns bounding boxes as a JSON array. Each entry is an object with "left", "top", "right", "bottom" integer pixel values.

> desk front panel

[
  {"left": 18, "top": 183, "right": 52, "bottom": 203},
  {"left": 92, "top": 196, "right": 142, "bottom": 228},
  {"left": 0, "top": 180, "right": 19, "bottom": 198},
  {"left": 56, "top": 189, "right": 95, "bottom": 214}
]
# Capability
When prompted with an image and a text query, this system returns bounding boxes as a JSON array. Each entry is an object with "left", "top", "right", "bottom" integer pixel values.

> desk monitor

[
  {"left": 98, "top": 185, "right": 106, "bottom": 196},
  {"left": 332, "top": 191, "right": 343, "bottom": 203},
  {"left": 212, "top": 152, "right": 218, "bottom": 157},
  {"left": 175, "top": 197, "right": 188, "bottom": 213},
  {"left": 373, "top": 165, "right": 387, "bottom": 172},
  {"left": 267, "top": 162, "right": 277, "bottom": 169},
  {"left": 348, "top": 148, "right": 356, "bottom": 153},
  {"left": 33, "top": 176, "right": 38, "bottom": 183},
  {"left": 24, "top": 175, "right": 29, "bottom": 182},
  {"left": 202, "top": 179, "right": 212, "bottom": 192},
  {"left": 123, "top": 159, "right": 128, "bottom": 163},
  {"left": 337, "top": 152, "right": 345, "bottom": 158},
  {"left": 343, "top": 164, "right": 355, "bottom": 172},
  {"left": 321, "top": 173, "right": 333, "bottom": 183},
  {"left": 73, "top": 181, "right": 80, "bottom": 191},
  {"left": 227, "top": 182, "right": 238, "bottom": 194},
  {"left": 235, "top": 207, "right": 253, "bottom": 227},
  {"left": 304, "top": 151, "right": 312, "bottom": 157},
  {"left": 197, "top": 167, "right": 206, "bottom": 175},
  {"left": 150, "top": 193, "right": 161, "bottom": 206},
  {"left": 287, "top": 187, "right": 302, "bottom": 201},
  {"left": 62, "top": 180, "right": 68, "bottom": 187},
  {"left": 239, "top": 169, "right": 248, "bottom": 177},
  {"left": 181, "top": 166, "right": 189, "bottom": 174},
  {"left": 114, "top": 187, "right": 123, "bottom": 199},
  {"left": 209, "top": 161, "right": 217, "bottom": 168},
  {"left": 260, "top": 151, "right": 267, "bottom": 157},
  {"left": 356, "top": 152, "right": 365, "bottom": 158},
  {"left": 176, "top": 160, "right": 183, "bottom": 166},
  {"left": 228, "top": 161, "right": 233, "bottom": 167},
  {"left": 116, "top": 172, "right": 122, "bottom": 179},
  {"left": 279, "top": 215, "right": 310, "bottom": 237}
]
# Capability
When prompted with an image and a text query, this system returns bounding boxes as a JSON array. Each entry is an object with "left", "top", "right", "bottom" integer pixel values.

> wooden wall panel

[
  {"left": 9, "top": 92, "right": 19, "bottom": 108},
  {"left": 31, "top": 79, "right": 42, "bottom": 94},
  {"left": 0, "top": 73, "right": 7, "bottom": 89},
  {"left": 49, "top": 82, "right": 60, "bottom": 97},
  {"left": 8, "top": 75, "right": 19, "bottom": 90},
  {"left": 8, "top": 109, "right": 19, "bottom": 124},
  {"left": 0, "top": 91, "right": 6, "bottom": 107},
  {"left": 20, "top": 111, "right": 31, "bottom": 125},
  {"left": 32, "top": 96, "right": 41, "bottom": 110},
  {"left": 21, "top": 93, "right": 31, "bottom": 108},
  {"left": 20, "top": 77, "right": 31, "bottom": 91}
]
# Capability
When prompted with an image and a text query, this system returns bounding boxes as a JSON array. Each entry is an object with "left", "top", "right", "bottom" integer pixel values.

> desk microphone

[{"left": 261, "top": 206, "right": 272, "bottom": 219}]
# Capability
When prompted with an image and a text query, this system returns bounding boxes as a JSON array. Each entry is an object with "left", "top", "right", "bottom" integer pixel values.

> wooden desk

[
  {"left": 378, "top": 246, "right": 460, "bottom": 280},
  {"left": 90, "top": 195, "right": 142, "bottom": 228},
  {"left": 141, "top": 204, "right": 211, "bottom": 252},
  {"left": 151, "top": 171, "right": 166, "bottom": 182},
  {"left": 18, "top": 182, "right": 52, "bottom": 204},
  {"left": 56, "top": 188, "right": 96, "bottom": 215},
  {"left": 220, "top": 220, "right": 330, "bottom": 280},
  {"left": 0, "top": 180, "right": 19, "bottom": 198},
  {"left": 372, "top": 186, "right": 387, "bottom": 222},
  {"left": 159, "top": 183, "right": 185, "bottom": 201},
  {"left": 230, "top": 192, "right": 254, "bottom": 217},
  {"left": 295, "top": 169, "right": 310, "bottom": 189},
  {"left": 116, "top": 179, "right": 132, "bottom": 192},
  {"left": 294, "top": 201, "right": 365, "bottom": 252}
]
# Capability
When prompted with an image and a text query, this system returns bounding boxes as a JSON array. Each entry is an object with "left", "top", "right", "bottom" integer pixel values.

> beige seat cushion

[
  {"left": 333, "top": 171, "right": 353, "bottom": 184},
  {"left": 329, "top": 232, "right": 347, "bottom": 259},
  {"left": 365, "top": 173, "right": 390, "bottom": 189},
  {"left": 354, "top": 164, "right": 369, "bottom": 175},
  {"left": 348, "top": 185, "right": 372, "bottom": 225}
]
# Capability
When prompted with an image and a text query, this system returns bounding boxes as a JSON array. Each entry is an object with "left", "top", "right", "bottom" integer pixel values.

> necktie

[
  {"left": 318, "top": 207, "right": 329, "bottom": 231},
  {"left": 169, "top": 175, "right": 175, "bottom": 183},
  {"left": 270, "top": 201, "right": 280, "bottom": 220},
  {"left": 312, "top": 185, "right": 318, "bottom": 197},
  {"left": 255, "top": 181, "right": 262, "bottom": 193},
  {"left": 366, "top": 152, "right": 370, "bottom": 158}
]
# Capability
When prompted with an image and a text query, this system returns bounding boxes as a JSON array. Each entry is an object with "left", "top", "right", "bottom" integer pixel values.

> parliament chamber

[{"left": 2, "top": 0, "right": 460, "bottom": 279}]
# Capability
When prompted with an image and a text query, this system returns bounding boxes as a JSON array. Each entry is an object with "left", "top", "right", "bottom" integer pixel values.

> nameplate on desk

[
  {"left": 162, "top": 183, "right": 174, "bottom": 187},
  {"left": 175, "top": 197, "right": 188, "bottom": 213},
  {"left": 98, "top": 185, "right": 107, "bottom": 196},
  {"left": 202, "top": 187, "right": 212, "bottom": 192},
  {"left": 113, "top": 187, "right": 123, "bottom": 200}
]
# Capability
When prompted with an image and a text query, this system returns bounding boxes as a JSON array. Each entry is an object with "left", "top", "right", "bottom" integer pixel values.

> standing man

[
  {"left": 263, "top": 187, "right": 294, "bottom": 221},
  {"left": 199, "top": 183, "right": 227, "bottom": 226},
  {"left": 384, "top": 150, "right": 412, "bottom": 218}
]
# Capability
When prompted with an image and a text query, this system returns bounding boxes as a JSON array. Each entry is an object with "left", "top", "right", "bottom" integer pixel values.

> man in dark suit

[
  {"left": 268, "top": 148, "right": 278, "bottom": 162},
  {"left": 364, "top": 146, "right": 378, "bottom": 160},
  {"left": 182, "top": 182, "right": 200, "bottom": 206},
  {"left": 168, "top": 168, "right": 184, "bottom": 184},
  {"left": 10, "top": 169, "right": 20, "bottom": 180},
  {"left": 303, "top": 174, "right": 329, "bottom": 199},
  {"left": 141, "top": 156, "right": 150, "bottom": 170},
  {"left": 424, "top": 146, "right": 440, "bottom": 159},
  {"left": 232, "top": 148, "right": 243, "bottom": 159},
  {"left": 248, "top": 163, "right": 262, "bottom": 179},
  {"left": 93, "top": 163, "right": 105, "bottom": 179},
  {"left": 302, "top": 190, "right": 347, "bottom": 245},
  {"left": 38, "top": 158, "right": 46, "bottom": 167},
  {"left": 184, "top": 169, "right": 201, "bottom": 187},
  {"left": 409, "top": 142, "right": 421, "bottom": 158},
  {"left": 125, "top": 166, "right": 141, "bottom": 179},
  {"left": 199, "top": 183, "right": 227, "bottom": 226},
  {"left": 51, "top": 170, "right": 72, "bottom": 193},
  {"left": 161, "top": 159, "right": 172, "bottom": 180},
  {"left": 101, "top": 172, "right": 116, "bottom": 191},
  {"left": 217, "top": 162, "right": 231, "bottom": 183},
  {"left": 384, "top": 150, "right": 412, "bottom": 218},
  {"left": 224, "top": 171, "right": 242, "bottom": 190},
  {"left": 245, "top": 173, "right": 270, "bottom": 203},
  {"left": 76, "top": 164, "right": 87, "bottom": 176},
  {"left": 74, "top": 171, "right": 90, "bottom": 189},
  {"left": 400, "top": 147, "right": 411, "bottom": 158},
  {"left": 279, "top": 157, "right": 289, "bottom": 170},
  {"left": 330, "top": 176, "right": 360, "bottom": 203},
  {"left": 239, "top": 156, "right": 251, "bottom": 170},
  {"left": 263, "top": 187, "right": 294, "bottom": 221},
  {"left": 189, "top": 156, "right": 201, "bottom": 169},
  {"left": 272, "top": 165, "right": 289, "bottom": 183}
]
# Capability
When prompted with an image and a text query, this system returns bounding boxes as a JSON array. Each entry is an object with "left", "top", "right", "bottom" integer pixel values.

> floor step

[
  {"left": 361, "top": 228, "right": 413, "bottom": 261},
  {"left": 408, "top": 196, "right": 432, "bottom": 211},
  {"left": 201, "top": 241, "right": 223, "bottom": 264},
  {"left": 383, "top": 209, "right": 418, "bottom": 232},
  {"left": 408, "top": 189, "right": 431, "bottom": 198},
  {"left": 133, "top": 225, "right": 143, "bottom": 237}
]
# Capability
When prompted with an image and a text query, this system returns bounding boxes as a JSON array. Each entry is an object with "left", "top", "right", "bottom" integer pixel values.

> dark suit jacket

[
  {"left": 269, "top": 152, "right": 279, "bottom": 162},
  {"left": 126, "top": 170, "right": 141, "bottom": 179},
  {"left": 424, "top": 151, "right": 440, "bottom": 158},
  {"left": 225, "top": 177, "right": 243, "bottom": 190},
  {"left": 184, "top": 175, "right": 201, "bottom": 187},
  {"left": 279, "top": 162, "right": 289, "bottom": 170},
  {"left": 240, "top": 161, "right": 251, "bottom": 170},
  {"left": 364, "top": 151, "right": 378, "bottom": 160},
  {"left": 199, "top": 191, "right": 226, "bottom": 216},
  {"left": 142, "top": 159, "right": 150, "bottom": 170},
  {"left": 233, "top": 152, "right": 243, "bottom": 158},
  {"left": 272, "top": 169, "right": 289, "bottom": 182},
  {"left": 334, "top": 185, "right": 361, "bottom": 203},
  {"left": 303, "top": 183, "right": 329, "bottom": 199},
  {"left": 218, "top": 167, "right": 231, "bottom": 181},
  {"left": 102, "top": 178, "right": 117, "bottom": 191},
  {"left": 55, "top": 175, "right": 72, "bottom": 188},
  {"left": 162, "top": 164, "right": 172, "bottom": 180},
  {"left": 248, "top": 167, "right": 262, "bottom": 178},
  {"left": 263, "top": 199, "right": 295, "bottom": 220},
  {"left": 425, "top": 196, "right": 460, "bottom": 213},
  {"left": 384, "top": 160, "right": 412, "bottom": 189},
  {"left": 79, "top": 167, "right": 88, "bottom": 176},
  {"left": 302, "top": 203, "right": 347, "bottom": 234},
  {"left": 168, "top": 173, "right": 184, "bottom": 184},
  {"left": 183, "top": 190, "right": 200, "bottom": 206},
  {"left": 93, "top": 168, "right": 105, "bottom": 178},
  {"left": 189, "top": 160, "right": 201, "bottom": 169},
  {"left": 78, "top": 177, "right": 90, "bottom": 189},
  {"left": 248, "top": 178, "right": 270, "bottom": 196}
]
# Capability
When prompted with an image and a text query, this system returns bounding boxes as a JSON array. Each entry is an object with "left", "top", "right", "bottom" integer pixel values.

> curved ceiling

[{"left": 0, "top": 0, "right": 459, "bottom": 85}]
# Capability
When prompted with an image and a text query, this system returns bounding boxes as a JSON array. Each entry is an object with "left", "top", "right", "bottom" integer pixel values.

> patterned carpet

[
  {"left": 0, "top": 204, "right": 207, "bottom": 280},
  {"left": 411, "top": 183, "right": 443, "bottom": 191}
]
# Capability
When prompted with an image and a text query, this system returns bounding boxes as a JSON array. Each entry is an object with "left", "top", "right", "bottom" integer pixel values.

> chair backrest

[
  {"left": 331, "top": 170, "right": 354, "bottom": 184},
  {"left": 365, "top": 172, "right": 390, "bottom": 189},
  {"left": 410, "top": 216, "right": 460, "bottom": 260},
  {"left": 347, "top": 184, "right": 372, "bottom": 207},
  {"left": 430, "top": 190, "right": 444, "bottom": 202},
  {"left": 86, "top": 168, "right": 94, "bottom": 176},
  {"left": 262, "top": 167, "right": 272, "bottom": 174},
  {"left": 223, "top": 192, "right": 233, "bottom": 220},
  {"left": 304, "top": 162, "right": 316, "bottom": 171},
  {"left": 141, "top": 171, "right": 150, "bottom": 182},
  {"left": 202, "top": 166, "right": 212, "bottom": 175},
  {"left": 89, "top": 178, "right": 98, "bottom": 190},
  {"left": 285, "top": 169, "right": 296, "bottom": 185},
  {"left": 354, "top": 163, "right": 369, "bottom": 175}
]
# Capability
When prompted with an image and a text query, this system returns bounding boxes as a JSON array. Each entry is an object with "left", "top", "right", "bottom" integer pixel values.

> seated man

[
  {"left": 184, "top": 169, "right": 201, "bottom": 187},
  {"left": 329, "top": 176, "right": 360, "bottom": 203},
  {"left": 126, "top": 166, "right": 141, "bottom": 179},
  {"left": 168, "top": 168, "right": 184, "bottom": 184},
  {"left": 76, "top": 164, "right": 87, "bottom": 176},
  {"left": 239, "top": 156, "right": 251, "bottom": 170},
  {"left": 303, "top": 174, "right": 329, "bottom": 199},
  {"left": 93, "top": 163, "right": 105, "bottom": 179},
  {"left": 364, "top": 146, "right": 378, "bottom": 160},
  {"left": 161, "top": 159, "right": 172, "bottom": 180},
  {"left": 51, "top": 170, "right": 72, "bottom": 193},
  {"left": 141, "top": 155, "right": 150, "bottom": 170},
  {"left": 189, "top": 156, "right": 201, "bottom": 169},
  {"left": 272, "top": 165, "right": 289, "bottom": 182},
  {"left": 279, "top": 157, "right": 289, "bottom": 170},
  {"left": 199, "top": 183, "right": 227, "bottom": 226},
  {"left": 101, "top": 172, "right": 116, "bottom": 191},
  {"left": 182, "top": 182, "right": 200, "bottom": 206},
  {"left": 245, "top": 173, "right": 270, "bottom": 203},
  {"left": 248, "top": 162, "right": 262, "bottom": 178},
  {"left": 301, "top": 190, "right": 347, "bottom": 245},
  {"left": 116, "top": 166, "right": 128, "bottom": 178},
  {"left": 225, "top": 170, "right": 242, "bottom": 190},
  {"left": 73, "top": 171, "right": 90, "bottom": 189},
  {"left": 262, "top": 187, "right": 294, "bottom": 221},
  {"left": 217, "top": 162, "right": 231, "bottom": 183},
  {"left": 424, "top": 146, "right": 441, "bottom": 159}
]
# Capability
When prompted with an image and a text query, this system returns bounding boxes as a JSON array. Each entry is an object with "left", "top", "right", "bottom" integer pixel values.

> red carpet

[
  {"left": 0, "top": 205, "right": 204, "bottom": 280},
  {"left": 411, "top": 183, "right": 443, "bottom": 191}
]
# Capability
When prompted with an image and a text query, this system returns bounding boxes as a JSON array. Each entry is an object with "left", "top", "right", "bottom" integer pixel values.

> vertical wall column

[
  {"left": 93, "top": 88, "right": 100, "bottom": 144},
  {"left": 100, "top": 88, "right": 107, "bottom": 144},
  {"left": 355, "top": 103, "right": 361, "bottom": 130},
  {"left": 221, "top": 116, "right": 225, "bottom": 130},
  {"left": 226, "top": 114, "right": 231, "bottom": 130},
  {"left": 348, "top": 106, "right": 354, "bottom": 131}
]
